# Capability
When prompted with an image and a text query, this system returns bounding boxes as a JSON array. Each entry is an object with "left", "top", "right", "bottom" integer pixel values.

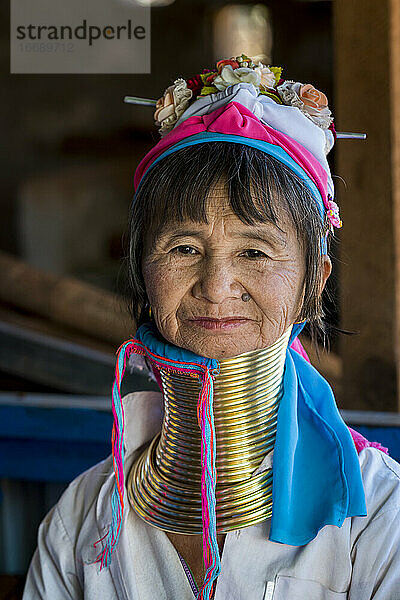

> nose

[{"left": 192, "top": 255, "right": 242, "bottom": 304}]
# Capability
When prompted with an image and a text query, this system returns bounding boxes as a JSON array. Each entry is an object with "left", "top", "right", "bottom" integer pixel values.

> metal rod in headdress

[
  {"left": 335, "top": 132, "right": 367, "bottom": 139},
  {"left": 124, "top": 96, "right": 157, "bottom": 107},
  {"left": 123, "top": 96, "right": 367, "bottom": 140}
]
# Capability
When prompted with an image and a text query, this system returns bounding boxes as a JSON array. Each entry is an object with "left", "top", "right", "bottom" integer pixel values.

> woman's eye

[
  {"left": 172, "top": 245, "right": 198, "bottom": 255},
  {"left": 241, "top": 249, "right": 269, "bottom": 259}
]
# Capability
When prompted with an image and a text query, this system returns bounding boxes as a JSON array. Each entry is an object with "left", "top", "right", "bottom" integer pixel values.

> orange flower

[{"left": 299, "top": 84, "right": 328, "bottom": 111}]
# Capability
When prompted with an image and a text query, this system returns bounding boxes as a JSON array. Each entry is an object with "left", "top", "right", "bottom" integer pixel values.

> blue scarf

[{"left": 272, "top": 323, "right": 367, "bottom": 544}]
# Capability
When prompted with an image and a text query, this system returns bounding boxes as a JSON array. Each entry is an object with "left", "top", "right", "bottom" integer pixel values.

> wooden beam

[
  {"left": 0, "top": 251, "right": 134, "bottom": 346},
  {"left": 334, "top": 0, "right": 399, "bottom": 410},
  {"left": 391, "top": 0, "right": 400, "bottom": 411},
  {"left": 0, "top": 312, "right": 157, "bottom": 395}
]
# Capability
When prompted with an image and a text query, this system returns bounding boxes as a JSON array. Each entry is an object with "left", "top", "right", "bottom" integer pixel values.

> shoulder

[
  {"left": 351, "top": 447, "right": 400, "bottom": 546},
  {"left": 358, "top": 447, "right": 400, "bottom": 516},
  {"left": 23, "top": 456, "right": 117, "bottom": 598},
  {"left": 30, "top": 454, "right": 116, "bottom": 572},
  {"left": 346, "top": 449, "right": 400, "bottom": 596},
  {"left": 44, "top": 390, "right": 162, "bottom": 542},
  {"left": 55, "top": 455, "right": 115, "bottom": 536},
  {"left": 24, "top": 391, "right": 163, "bottom": 598}
]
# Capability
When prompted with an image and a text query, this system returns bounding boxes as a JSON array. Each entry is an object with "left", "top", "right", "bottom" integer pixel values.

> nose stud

[{"left": 241, "top": 293, "right": 251, "bottom": 302}]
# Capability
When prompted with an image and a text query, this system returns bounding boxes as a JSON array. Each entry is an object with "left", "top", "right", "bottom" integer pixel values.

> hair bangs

[{"left": 138, "top": 143, "right": 283, "bottom": 237}]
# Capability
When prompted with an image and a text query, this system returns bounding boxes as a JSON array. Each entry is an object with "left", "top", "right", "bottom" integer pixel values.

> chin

[
  {"left": 180, "top": 334, "right": 256, "bottom": 360},
  {"left": 172, "top": 322, "right": 285, "bottom": 359},
  {"left": 161, "top": 320, "right": 267, "bottom": 359}
]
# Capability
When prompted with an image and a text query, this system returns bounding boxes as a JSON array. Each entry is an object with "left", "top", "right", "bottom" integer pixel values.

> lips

[{"left": 188, "top": 317, "right": 249, "bottom": 330}]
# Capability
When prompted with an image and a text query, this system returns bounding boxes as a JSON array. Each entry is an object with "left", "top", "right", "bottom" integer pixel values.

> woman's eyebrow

[
  {"left": 157, "top": 226, "right": 287, "bottom": 247},
  {"left": 237, "top": 228, "right": 287, "bottom": 247},
  {"left": 157, "top": 228, "right": 203, "bottom": 242}
]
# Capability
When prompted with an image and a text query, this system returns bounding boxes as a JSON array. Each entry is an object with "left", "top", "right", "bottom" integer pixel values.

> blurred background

[{"left": 2, "top": 0, "right": 400, "bottom": 596}]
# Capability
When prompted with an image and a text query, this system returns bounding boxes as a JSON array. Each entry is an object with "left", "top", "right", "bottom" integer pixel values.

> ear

[{"left": 319, "top": 255, "right": 332, "bottom": 295}]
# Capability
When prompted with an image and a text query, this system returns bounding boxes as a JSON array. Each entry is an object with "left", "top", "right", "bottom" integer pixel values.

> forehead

[
  {"left": 154, "top": 180, "right": 296, "bottom": 239},
  {"left": 204, "top": 183, "right": 236, "bottom": 219}
]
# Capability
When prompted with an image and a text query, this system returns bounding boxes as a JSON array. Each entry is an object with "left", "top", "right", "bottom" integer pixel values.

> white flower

[
  {"left": 213, "top": 65, "right": 261, "bottom": 91},
  {"left": 277, "top": 80, "right": 333, "bottom": 129},
  {"left": 253, "top": 62, "right": 276, "bottom": 90},
  {"left": 154, "top": 78, "right": 193, "bottom": 137}
]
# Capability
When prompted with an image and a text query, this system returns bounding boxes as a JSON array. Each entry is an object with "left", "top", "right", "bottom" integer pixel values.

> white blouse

[{"left": 23, "top": 391, "right": 400, "bottom": 600}]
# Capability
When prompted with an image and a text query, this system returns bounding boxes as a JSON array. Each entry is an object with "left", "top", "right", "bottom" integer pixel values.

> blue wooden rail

[
  {"left": 1, "top": 394, "right": 399, "bottom": 483},
  {"left": 0, "top": 394, "right": 112, "bottom": 482}
]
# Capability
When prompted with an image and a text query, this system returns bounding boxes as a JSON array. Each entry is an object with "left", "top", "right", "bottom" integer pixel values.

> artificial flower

[
  {"left": 277, "top": 80, "right": 333, "bottom": 129},
  {"left": 299, "top": 84, "right": 328, "bottom": 111},
  {"left": 253, "top": 62, "right": 277, "bottom": 90},
  {"left": 216, "top": 58, "right": 239, "bottom": 73},
  {"left": 154, "top": 78, "right": 193, "bottom": 137},
  {"left": 186, "top": 74, "right": 203, "bottom": 98},
  {"left": 212, "top": 65, "right": 261, "bottom": 91},
  {"left": 235, "top": 53, "right": 256, "bottom": 68}
]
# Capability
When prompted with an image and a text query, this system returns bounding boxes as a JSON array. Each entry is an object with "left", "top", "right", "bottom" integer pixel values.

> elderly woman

[{"left": 24, "top": 54, "right": 400, "bottom": 600}]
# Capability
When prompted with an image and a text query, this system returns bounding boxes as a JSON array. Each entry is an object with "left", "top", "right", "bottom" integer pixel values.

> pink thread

[
  {"left": 197, "top": 367, "right": 220, "bottom": 599},
  {"left": 93, "top": 338, "right": 139, "bottom": 568},
  {"left": 326, "top": 196, "right": 342, "bottom": 229},
  {"left": 290, "top": 338, "right": 311, "bottom": 363},
  {"left": 349, "top": 427, "right": 389, "bottom": 455}
]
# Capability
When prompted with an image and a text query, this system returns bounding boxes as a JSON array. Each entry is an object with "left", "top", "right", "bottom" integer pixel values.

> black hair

[{"left": 122, "top": 142, "right": 331, "bottom": 345}]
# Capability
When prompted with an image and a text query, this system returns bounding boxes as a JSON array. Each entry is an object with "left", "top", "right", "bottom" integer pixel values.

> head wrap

[{"left": 132, "top": 56, "right": 344, "bottom": 237}]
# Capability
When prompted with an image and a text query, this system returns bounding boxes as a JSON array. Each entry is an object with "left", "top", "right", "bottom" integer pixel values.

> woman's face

[{"left": 142, "top": 182, "right": 330, "bottom": 359}]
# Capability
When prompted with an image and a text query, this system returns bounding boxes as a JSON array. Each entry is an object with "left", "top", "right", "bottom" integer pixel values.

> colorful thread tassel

[
  {"left": 93, "top": 339, "right": 136, "bottom": 567},
  {"left": 93, "top": 335, "right": 222, "bottom": 600},
  {"left": 196, "top": 366, "right": 221, "bottom": 599}
]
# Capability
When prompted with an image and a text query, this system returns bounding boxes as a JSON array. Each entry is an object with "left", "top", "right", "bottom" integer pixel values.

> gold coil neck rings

[{"left": 128, "top": 326, "right": 292, "bottom": 534}]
